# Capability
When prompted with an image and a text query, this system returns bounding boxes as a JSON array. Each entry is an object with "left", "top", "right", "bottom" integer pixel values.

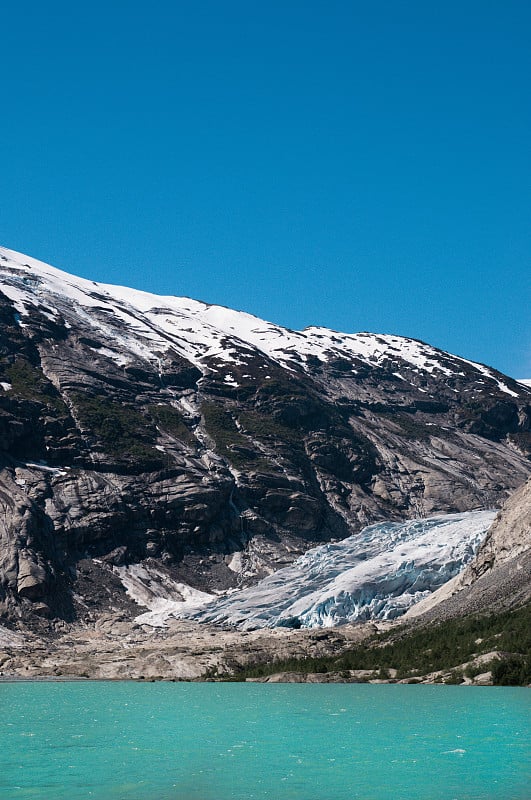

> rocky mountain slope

[
  {"left": 0, "top": 245, "right": 530, "bottom": 632},
  {"left": 406, "top": 476, "right": 531, "bottom": 621}
]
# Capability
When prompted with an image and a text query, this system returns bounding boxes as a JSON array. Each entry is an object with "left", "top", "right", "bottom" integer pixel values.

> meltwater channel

[{"left": 1, "top": 682, "right": 529, "bottom": 800}]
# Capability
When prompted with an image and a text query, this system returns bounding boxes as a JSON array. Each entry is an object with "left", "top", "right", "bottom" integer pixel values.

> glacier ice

[{"left": 190, "top": 510, "right": 497, "bottom": 629}]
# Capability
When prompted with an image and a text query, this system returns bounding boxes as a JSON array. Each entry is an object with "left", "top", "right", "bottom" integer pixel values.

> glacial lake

[{"left": 0, "top": 682, "right": 529, "bottom": 800}]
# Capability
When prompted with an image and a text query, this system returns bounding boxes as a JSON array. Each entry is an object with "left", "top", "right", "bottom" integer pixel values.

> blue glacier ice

[{"left": 192, "top": 510, "right": 497, "bottom": 629}]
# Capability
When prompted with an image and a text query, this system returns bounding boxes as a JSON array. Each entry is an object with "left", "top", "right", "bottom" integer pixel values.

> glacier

[
  {"left": 191, "top": 510, "right": 496, "bottom": 629},
  {"left": 118, "top": 510, "right": 496, "bottom": 630}
]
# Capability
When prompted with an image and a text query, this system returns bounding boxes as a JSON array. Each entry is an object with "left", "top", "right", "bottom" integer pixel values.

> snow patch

[
  {"left": 456, "top": 357, "right": 520, "bottom": 397},
  {"left": 114, "top": 564, "right": 214, "bottom": 628},
  {"left": 19, "top": 461, "right": 68, "bottom": 476},
  {"left": 97, "top": 347, "right": 131, "bottom": 367}
]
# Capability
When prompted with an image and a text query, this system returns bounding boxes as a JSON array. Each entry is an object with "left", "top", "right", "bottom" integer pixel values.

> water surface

[{"left": 0, "top": 682, "right": 529, "bottom": 799}]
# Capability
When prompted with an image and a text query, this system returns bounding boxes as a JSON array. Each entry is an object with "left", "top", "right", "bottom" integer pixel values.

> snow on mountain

[
  {"left": 122, "top": 510, "right": 495, "bottom": 630},
  {"left": 114, "top": 563, "right": 215, "bottom": 628},
  {"left": 0, "top": 245, "right": 522, "bottom": 393}
]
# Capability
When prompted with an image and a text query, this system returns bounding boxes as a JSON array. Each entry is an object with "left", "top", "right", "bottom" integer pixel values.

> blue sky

[{"left": 1, "top": 1, "right": 529, "bottom": 377}]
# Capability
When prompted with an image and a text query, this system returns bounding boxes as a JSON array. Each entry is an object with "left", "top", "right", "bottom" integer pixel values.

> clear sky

[{"left": 1, "top": 1, "right": 529, "bottom": 378}]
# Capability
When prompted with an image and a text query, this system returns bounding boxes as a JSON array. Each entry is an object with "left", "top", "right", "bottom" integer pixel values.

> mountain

[{"left": 0, "top": 245, "right": 530, "bottom": 633}]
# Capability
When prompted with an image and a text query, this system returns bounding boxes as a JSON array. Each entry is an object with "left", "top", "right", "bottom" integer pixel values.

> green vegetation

[
  {"left": 149, "top": 404, "right": 197, "bottom": 446},
  {"left": 491, "top": 655, "right": 531, "bottom": 686},
  {"left": 255, "top": 376, "right": 332, "bottom": 432},
  {"left": 238, "top": 410, "right": 300, "bottom": 445},
  {"left": 3, "top": 358, "right": 67, "bottom": 412},
  {"left": 202, "top": 403, "right": 248, "bottom": 462},
  {"left": 202, "top": 402, "right": 271, "bottom": 470},
  {"left": 71, "top": 392, "right": 164, "bottom": 470},
  {"left": 221, "top": 603, "right": 531, "bottom": 685}
]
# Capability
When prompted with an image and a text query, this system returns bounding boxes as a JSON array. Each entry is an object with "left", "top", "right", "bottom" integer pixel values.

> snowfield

[{"left": 0, "top": 246, "right": 525, "bottom": 397}]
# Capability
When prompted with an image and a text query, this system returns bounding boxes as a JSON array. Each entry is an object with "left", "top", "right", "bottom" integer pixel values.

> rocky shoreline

[{"left": 0, "top": 615, "right": 374, "bottom": 682}]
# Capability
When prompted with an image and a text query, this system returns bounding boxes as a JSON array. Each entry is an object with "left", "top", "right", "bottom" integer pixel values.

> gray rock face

[
  {"left": 406, "top": 477, "right": 531, "bottom": 620},
  {"left": 467, "top": 476, "right": 531, "bottom": 577},
  {"left": 0, "top": 246, "right": 529, "bottom": 630}
]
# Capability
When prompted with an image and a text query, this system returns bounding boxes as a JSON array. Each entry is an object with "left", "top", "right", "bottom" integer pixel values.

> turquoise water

[{"left": 0, "top": 683, "right": 529, "bottom": 800}]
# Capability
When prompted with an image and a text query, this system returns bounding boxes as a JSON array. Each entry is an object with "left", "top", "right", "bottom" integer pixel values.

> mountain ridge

[{"left": 0, "top": 244, "right": 524, "bottom": 389}]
